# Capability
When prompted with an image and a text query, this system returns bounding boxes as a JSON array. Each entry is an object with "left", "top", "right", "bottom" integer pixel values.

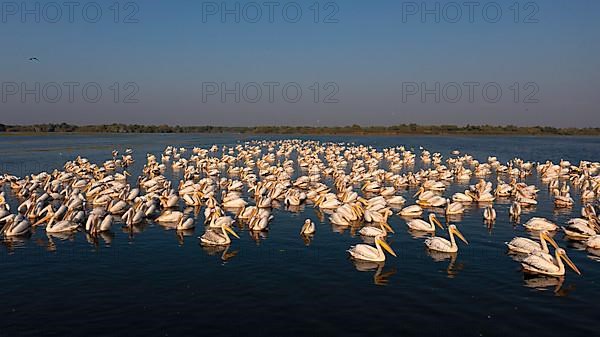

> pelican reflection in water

[
  {"left": 351, "top": 259, "right": 397, "bottom": 286},
  {"left": 425, "top": 249, "right": 464, "bottom": 278}
]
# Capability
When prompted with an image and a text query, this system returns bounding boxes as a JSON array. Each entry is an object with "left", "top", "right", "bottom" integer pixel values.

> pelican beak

[
  {"left": 413, "top": 188, "right": 422, "bottom": 198},
  {"left": 377, "top": 238, "right": 397, "bottom": 257},
  {"left": 382, "top": 222, "right": 395, "bottom": 233},
  {"left": 542, "top": 232, "right": 559, "bottom": 249},
  {"left": 560, "top": 252, "right": 581, "bottom": 275},
  {"left": 451, "top": 227, "right": 469, "bottom": 244},
  {"left": 433, "top": 216, "right": 444, "bottom": 229},
  {"left": 224, "top": 225, "right": 240, "bottom": 239},
  {"left": 34, "top": 213, "right": 52, "bottom": 226}
]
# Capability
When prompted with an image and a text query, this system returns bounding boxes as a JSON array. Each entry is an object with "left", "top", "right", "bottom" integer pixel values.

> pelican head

[
  {"left": 428, "top": 213, "right": 444, "bottom": 229},
  {"left": 376, "top": 236, "right": 397, "bottom": 257},
  {"left": 556, "top": 248, "right": 581, "bottom": 275},
  {"left": 449, "top": 224, "right": 468, "bottom": 244},
  {"left": 540, "top": 230, "right": 559, "bottom": 249},
  {"left": 413, "top": 187, "right": 424, "bottom": 198}
]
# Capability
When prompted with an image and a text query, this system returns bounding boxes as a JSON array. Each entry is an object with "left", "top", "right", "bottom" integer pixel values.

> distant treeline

[{"left": 1, "top": 123, "right": 600, "bottom": 136}]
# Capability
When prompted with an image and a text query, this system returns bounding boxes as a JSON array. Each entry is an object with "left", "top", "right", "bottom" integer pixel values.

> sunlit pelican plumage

[
  {"left": 0, "top": 214, "right": 32, "bottom": 236},
  {"left": 399, "top": 204, "right": 423, "bottom": 217},
  {"left": 300, "top": 219, "right": 315, "bottom": 235},
  {"left": 177, "top": 217, "right": 195, "bottom": 230},
  {"left": 523, "top": 217, "right": 558, "bottom": 231},
  {"left": 347, "top": 235, "right": 397, "bottom": 262},
  {"left": 156, "top": 210, "right": 184, "bottom": 223},
  {"left": 483, "top": 206, "right": 496, "bottom": 221},
  {"left": 506, "top": 230, "right": 559, "bottom": 256},
  {"left": 425, "top": 224, "right": 468, "bottom": 253},
  {"left": 521, "top": 248, "right": 581, "bottom": 277},
  {"left": 562, "top": 217, "right": 600, "bottom": 240},
  {"left": 445, "top": 201, "right": 464, "bottom": 215},
  {"left": 199, "top": 224, "right": 240, "bottom": 245},
  {"left": 406, "top": 213, "right": 444, "bottom": 232},
  {"left": 586, "top": 235, "right": 600, "bottom": 249},
  {"left": 509, "top": 201, "right": 521, "bottom": 217},
  {"left": 46, "top": 219, "right": 79, "bottom": 233},
  {"left": 209, "top": 215, "right": 235, "bottom": 229},
  {"left": 359, "top": 222, "right": 394, "bottom": 237}
]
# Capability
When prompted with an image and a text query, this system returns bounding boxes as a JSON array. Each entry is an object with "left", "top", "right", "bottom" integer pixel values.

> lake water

[{"left": 1, "top": 133, "right": 599, "bottom": 337}]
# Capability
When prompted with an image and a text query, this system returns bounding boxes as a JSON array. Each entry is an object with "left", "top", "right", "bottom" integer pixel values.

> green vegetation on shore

[{"left": 1, "top": 123, "right": 600, "bottom": 136}]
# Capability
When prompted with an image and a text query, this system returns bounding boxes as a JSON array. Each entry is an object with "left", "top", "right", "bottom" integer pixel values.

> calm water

[{"left": 1, "top": 133, "right": 599, "bottom": 337}]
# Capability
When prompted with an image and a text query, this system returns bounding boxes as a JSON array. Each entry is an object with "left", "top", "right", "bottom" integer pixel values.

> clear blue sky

[{"left": 1, "top": 0, "right": 599, "bottom": 127}]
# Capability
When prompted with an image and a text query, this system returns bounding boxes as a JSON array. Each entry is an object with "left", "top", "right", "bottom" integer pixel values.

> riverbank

[{"left": 2, "top": 124, "right": 600, "bottom": 136}]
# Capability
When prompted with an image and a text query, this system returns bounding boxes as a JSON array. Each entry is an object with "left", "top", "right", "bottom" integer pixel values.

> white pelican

[
  {"left": 248, "top": 210, "right": 272, "bottom": 231},
  {"left": 156, "top": 210, "right": 184, "bottom": 223},
  {"left": 46, "top": 219, "right": 79, "bottom": 233},
  {"left": 237, "top": 206, "right": 258, "bottom": 221},
  {"left": 222, "top": 196, "right": 247, "bottom": 208},
  {"left": 0, "top": 215, "right": 32, "bottom": 236},
  {"left": 483, "top": 206, "right": 496, "bottom": 221},
  {"left": 347, "top": 235, "right": 397, "bottom": 262},
  {"left": 300, "top": 219, "right": 315, "bottom": 235},
  {"left": 509, "top": 201, "right": 521, "bottom": 217},
  {"left": 399, "top": 204, "right": 423, "bottom": 217},
  {"left": 359, "top": 222, "right": 394, "bottom": 237},
  {"left": 177, "top": 217, "right": 195, "bottom": 230},
  {"left": 386, "top": 195, "right": 406, "bottom": 205},
  {"left": 452, "top": 192, "right": 473, "bottom": 203},
  {"left": 406, "top": 213, "right": 443, "bottom": 232},
  {"left": 554, "top": 194, "right": 574, "bottom": 208},
  {"left": 562, "top": 218, "right": 599, "bottom": 240},
  {"left": 523, "top": 217, "right": 558, "bottom": 231},
  {"left": 88, "top": 214, "right": 114, "bottom": 233},
  {"left": 582, "top": 204, "right": 596, "bottom": 219},
  {"left": 521, "top": 248, "right": 581, "bottom": 277},
  {"left": 586, "top": 235, "right": 600, "bottom": 249},
  {"left": 445, "top": 201, "right": 464, "bottom": 215},
  {"left": 425, "top": 224, "right": 468, "bottom": 253},
  {"left": 506, "top": 230, "right": 558, "bottom": 255},
  {"left": 199, "top": 224, "right": 240, "bottom": 245},
  {"left": 209, "top": 215, "right": 235, "bottom": 229}
]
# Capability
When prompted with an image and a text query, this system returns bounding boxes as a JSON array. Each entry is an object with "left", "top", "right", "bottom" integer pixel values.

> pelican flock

[{"left": 1, "top": 140, "right": 598, "bottom": 282}]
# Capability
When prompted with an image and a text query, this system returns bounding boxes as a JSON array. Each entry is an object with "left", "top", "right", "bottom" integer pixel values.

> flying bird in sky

[{"left": 28, "top": 57, "right": 40, "bottom": 62}]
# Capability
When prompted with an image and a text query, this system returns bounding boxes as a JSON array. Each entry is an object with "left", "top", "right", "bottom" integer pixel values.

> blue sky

[{"left": 1, "top": 0, "right": 599, "bottom": 127}]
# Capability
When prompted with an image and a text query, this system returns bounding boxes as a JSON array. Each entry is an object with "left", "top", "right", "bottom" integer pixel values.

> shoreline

[
  {"left": 1, "top": 131, "right": 600, "bottom": 138},
  {"left": 2, "top": 123, "right": 600, "bottom": 137}
]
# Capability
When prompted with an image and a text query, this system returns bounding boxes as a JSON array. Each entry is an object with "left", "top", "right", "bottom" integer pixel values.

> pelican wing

[
  {"left": 506, "top": 237, "right": 540, "bottom": 254},
  {"left": 522, "top": 254, "right": 559, "bottom": 273},
  {"left": 348, "top": 244, "right": 380, "bottom": 260},
  {"left": 407, "top": 219, "right": 431, "bottom": 231},
  {"left": 359, "top": 226, "right": 383, "bottom": 237},
  {"left": 425, "top": 237, "right": 451, "bottom": 251},
  {"left": 200, "top": 230, "right": 226, "bottom": 245}
]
